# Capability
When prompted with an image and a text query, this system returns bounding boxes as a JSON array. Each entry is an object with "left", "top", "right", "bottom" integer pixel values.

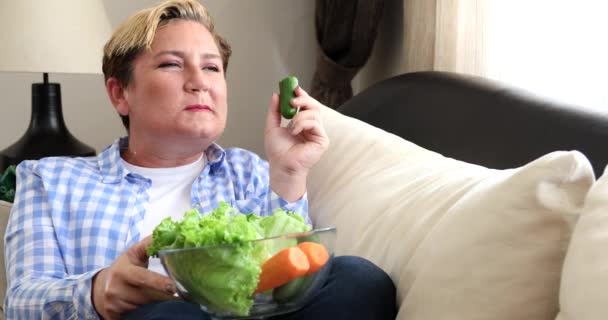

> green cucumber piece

[
  {"left": 272, "top": 274, "right": 314, "bottom": 303},
  {"left": 279, "top": 76, "right": 298, "bottom": 119}
]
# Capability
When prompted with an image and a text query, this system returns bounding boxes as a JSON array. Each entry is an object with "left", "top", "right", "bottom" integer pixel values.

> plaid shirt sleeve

[
  {"left": 220, "top": 149, "right": 310, "bottom": 225},
  {"left": 4, "top": 161, "right": 100, "bottom": 320}
]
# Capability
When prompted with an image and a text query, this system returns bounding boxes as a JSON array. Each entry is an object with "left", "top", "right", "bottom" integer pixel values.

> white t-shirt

[{"left": 121, "top": 155, "right": 205, "bottom": 275}]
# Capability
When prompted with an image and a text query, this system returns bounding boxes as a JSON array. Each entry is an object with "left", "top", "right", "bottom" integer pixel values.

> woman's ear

[{"left": 106, "top": 77, "right": 129, "bottom": 116}]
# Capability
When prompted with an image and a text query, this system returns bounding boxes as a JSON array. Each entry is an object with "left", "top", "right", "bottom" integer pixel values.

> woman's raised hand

[{"left": 264, "top": 87, "right": 330, "bottom": 202}]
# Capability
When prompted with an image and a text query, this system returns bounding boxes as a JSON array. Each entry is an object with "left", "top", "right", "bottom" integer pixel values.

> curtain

[
  {"left": 401, "top": 0, "right": 487, "bottom": 75},
  {"left": 311, "top": 0, "right": 385, "bottom": 109}
]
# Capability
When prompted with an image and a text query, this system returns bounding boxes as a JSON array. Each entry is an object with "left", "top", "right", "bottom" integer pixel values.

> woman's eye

[
  {"left": 203, "top": 65, "right": 220, "bottom": 72},
  {"left": 159, "top": 62, "right": 180, "bottom": 68}
]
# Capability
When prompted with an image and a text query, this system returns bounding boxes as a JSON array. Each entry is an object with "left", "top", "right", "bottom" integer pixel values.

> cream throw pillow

[
  {"left": 556, "top": 165, "right": 608, "bottom": 320},
  {"left": 308, "top": 106, "right": 594, "bottom": 320}
]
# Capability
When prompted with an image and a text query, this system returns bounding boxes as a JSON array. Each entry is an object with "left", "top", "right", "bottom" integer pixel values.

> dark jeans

[{"left": 123, "top": 256, "right": 396, "bottom": 320}]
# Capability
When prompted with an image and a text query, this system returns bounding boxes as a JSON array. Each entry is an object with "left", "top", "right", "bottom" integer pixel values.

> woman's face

[{"left": 116, "top": 19, "right": 227, "bottom": 149}]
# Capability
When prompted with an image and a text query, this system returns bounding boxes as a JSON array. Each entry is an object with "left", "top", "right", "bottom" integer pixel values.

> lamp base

[
  {"left": 0, "top": 79, "right": 96, "bottom": 172},
  {"left": 0, "top": 131, "right": 95, "bottom": 172}
]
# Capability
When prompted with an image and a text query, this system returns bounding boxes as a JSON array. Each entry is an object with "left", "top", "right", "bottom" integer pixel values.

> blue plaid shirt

[{"left": 4, "top": 138, "right": 308, "bottom": 319}]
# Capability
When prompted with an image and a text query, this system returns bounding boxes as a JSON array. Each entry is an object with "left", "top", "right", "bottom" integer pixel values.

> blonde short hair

[{"left": 102, "top": 0, "right": 231, "bottom": 129}]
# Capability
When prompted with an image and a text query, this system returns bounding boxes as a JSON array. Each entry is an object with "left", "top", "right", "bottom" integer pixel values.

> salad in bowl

[{"left": 146, "top": 202, "right": 336, "bottom": 319}]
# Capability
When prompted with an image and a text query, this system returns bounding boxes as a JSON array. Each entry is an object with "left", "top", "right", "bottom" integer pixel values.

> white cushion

[
  {"left": 556, "top": 165, "right": 608, "bottom": 320},
  {"left": 308, "top": 106, "right": 594, "bottom": 320}
]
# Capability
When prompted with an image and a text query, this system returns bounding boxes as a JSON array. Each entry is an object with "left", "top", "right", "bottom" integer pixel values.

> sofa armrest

[
  {"left": 0, "top": 200, "right": 11, "bottom": 319},
  {"left": 308, "top": 105, "right": 593, "bottom": 320}
]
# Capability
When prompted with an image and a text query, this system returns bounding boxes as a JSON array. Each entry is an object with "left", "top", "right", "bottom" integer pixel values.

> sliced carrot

[
  {"left": 255, "top": 246, "right": 310, "bottom": 293},
  {"left": 297, "top": 242, "right": 329, "bottom": 274}
]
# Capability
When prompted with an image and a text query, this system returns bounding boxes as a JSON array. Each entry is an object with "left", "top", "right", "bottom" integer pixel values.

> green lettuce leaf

[{"left": 248, "top": 210, "right": 312, "bottom": 255}]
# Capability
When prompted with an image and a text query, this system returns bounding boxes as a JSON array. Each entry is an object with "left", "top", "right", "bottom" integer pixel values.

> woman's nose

[{"left": 185, "top": 67, "right": 209, "bottom": 92}]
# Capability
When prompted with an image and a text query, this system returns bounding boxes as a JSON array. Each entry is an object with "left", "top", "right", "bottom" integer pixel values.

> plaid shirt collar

[{"left": 97, "top": 137, "right": 226, "bottom": 184}]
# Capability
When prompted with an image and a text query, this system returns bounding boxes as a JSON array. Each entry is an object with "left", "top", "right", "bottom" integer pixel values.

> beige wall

[{"left": 0, "top": 0, "right": 316, "bottom": 158}]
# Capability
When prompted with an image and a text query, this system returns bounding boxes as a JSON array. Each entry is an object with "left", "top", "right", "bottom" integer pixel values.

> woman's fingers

[
  {"left": 127, "top": 267, "right": 175, "bottom": 293},
  {"left": 290, "top": 109, "right": 322, "bottom": 124},
  {"left": 122, "top": 237, "right": 176, "bottom": 295},
  {"left": 288, "top": 106, "right": 322, "bottom": 132},
  {"left": 101, "top": 274, "right": 175, "bottom": 320},
  {"left": 114, "top": 263, "right": 176, "bottom": 304},
  {"left": 290, "top": 89, "right": 321, "bottom": 112},
  {"left": 105, "top": 265, "right": 174, "bottom": 302},
  {"left": 283, "top": 90, "right": 328, "bottom": 146},
  {"left": 93, "top": 236, "right": 178, "bottom": 319},
  {"left": 95, "top": 271, "right": 142, "bottom": 320},
  {"left": 126, "top": 235, "right": 153, "bottom": 267},
  {"left": 268, "top": 86, "right": 322, "bottom": 129},
  {"left": 289, "top": 119, "right": 327, "bottom": 141},
  {"left": 104, "top": 286, "right": 140, "bottom": 319}
]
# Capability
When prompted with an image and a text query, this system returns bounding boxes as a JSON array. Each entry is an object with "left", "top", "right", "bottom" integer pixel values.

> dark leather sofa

[{"left": 337, "top": 71, "right": 608, "bottom": 177}]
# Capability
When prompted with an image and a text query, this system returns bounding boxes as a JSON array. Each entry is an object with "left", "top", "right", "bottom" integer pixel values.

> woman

[{"left": 4, "top": 1, "right": 396, "bottom": 319}]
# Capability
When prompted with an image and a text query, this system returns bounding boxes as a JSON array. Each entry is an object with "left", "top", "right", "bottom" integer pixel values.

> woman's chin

[{"left": 187, "top": 129, "right": 223, "bottom": 144}]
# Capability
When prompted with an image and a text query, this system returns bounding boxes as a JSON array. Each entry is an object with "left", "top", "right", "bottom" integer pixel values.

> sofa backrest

[{"left": 337, "top": 71, "right": 608, "bottom": 176}]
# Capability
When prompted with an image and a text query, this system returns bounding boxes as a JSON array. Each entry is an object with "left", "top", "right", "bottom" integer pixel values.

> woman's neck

[{"left": 122, "top": 136, "right": 209, "bottom": 168}]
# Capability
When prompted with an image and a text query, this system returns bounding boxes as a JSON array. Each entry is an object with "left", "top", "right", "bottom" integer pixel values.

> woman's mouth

[{"left": 185, "top": 104, "right": 212, "bottom": 112}]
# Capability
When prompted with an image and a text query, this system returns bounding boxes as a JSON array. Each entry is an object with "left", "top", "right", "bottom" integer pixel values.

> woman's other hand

[
  {"left": 92, "top": 236, "right": 177, "bottom": 320},
  {"left": 264, "top": 87, "right": 330, "bottom": 202}
]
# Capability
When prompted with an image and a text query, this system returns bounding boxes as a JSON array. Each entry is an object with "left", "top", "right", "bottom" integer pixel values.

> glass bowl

[{"left": 158, "top": 227, "right": 337, "bottom": 319}]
